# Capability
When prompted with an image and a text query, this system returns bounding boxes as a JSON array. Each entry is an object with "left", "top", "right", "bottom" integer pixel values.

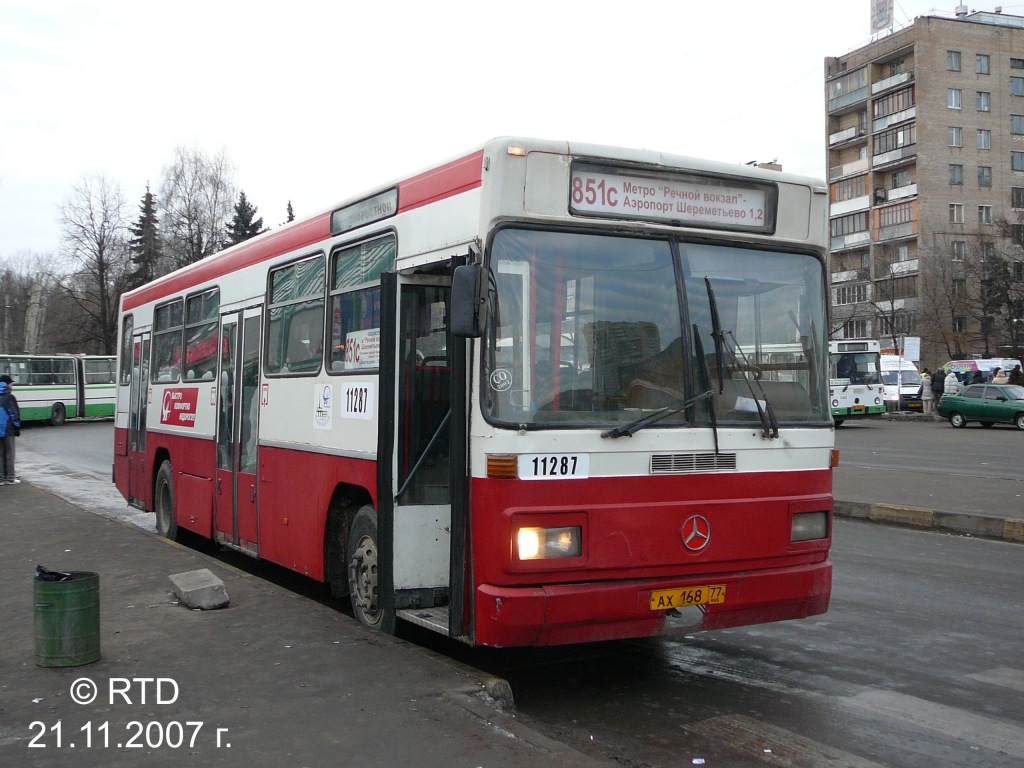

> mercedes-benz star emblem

[{"left": 681, "top": 515, "right": 711, "bottom": 552}]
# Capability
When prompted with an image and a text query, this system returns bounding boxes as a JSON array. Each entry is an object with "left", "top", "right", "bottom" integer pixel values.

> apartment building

[{"left": 825, "top": 6, "right": 1024, "bottom": 369}]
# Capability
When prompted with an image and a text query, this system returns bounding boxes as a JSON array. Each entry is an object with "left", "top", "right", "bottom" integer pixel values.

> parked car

[{"left": 936, "top": 384, "right": 1024, "bottom": 429}]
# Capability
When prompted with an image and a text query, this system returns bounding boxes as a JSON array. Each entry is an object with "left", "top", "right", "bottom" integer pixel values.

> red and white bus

[{"left": 114, "top": 137, "right": 835, "bottom": 647}]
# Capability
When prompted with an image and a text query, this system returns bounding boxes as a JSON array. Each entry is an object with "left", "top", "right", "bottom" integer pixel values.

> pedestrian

[
  {"left": 943, "top": 369, "right": 962, "bottom": 399},
  {"left": 931, "top": 366, "right": 945, "bottom": 401},
  {"left": 1009, "top": 364, "right": 1024, "bottom": 386},
  {"left": 0, "top": 375, "right": 21, "bottom": 485},
  {"left": 920, "top": 371, "right": 934, "bottom": 415},
  {"left": 991, "top": 367, "right": 1009, "bottom": 385}
]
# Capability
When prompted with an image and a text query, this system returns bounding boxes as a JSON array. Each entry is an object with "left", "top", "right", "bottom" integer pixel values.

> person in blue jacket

[{"left": 0, "top": 375, "right": 21, "bottom": 485}]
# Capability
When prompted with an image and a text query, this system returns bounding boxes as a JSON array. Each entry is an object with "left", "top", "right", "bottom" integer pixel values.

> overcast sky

[{"left": 0, "top": 1, "right": 1014, "bottom": 260}]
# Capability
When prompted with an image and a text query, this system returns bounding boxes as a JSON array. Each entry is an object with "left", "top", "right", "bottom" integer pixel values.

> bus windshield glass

[{"left": 482, "top": 228, "right": 829, "bottom": 428}]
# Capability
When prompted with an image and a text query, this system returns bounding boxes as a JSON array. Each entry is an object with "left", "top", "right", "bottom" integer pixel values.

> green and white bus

[{"left": 0, "top": 354, "right": 116, "bottom": 425}]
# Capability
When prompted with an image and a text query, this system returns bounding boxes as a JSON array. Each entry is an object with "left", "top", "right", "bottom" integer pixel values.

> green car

[{"left": 936, "top": 384, "right": 1024, "bottom": 429}]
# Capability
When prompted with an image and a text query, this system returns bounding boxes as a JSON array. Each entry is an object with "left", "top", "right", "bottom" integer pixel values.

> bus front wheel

[
  {"left": 50, "top": 402, "right": 66, "bottom": 426},
  {"left": 347, "top": 506, "right": 396, "bottom": 633},
  {"left": 154, "top": 461, "right": 179, "bottom": 541}
]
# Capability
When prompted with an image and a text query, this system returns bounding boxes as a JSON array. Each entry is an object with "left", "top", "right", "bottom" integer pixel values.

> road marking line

[
  {"left": 681, "top": 714, "right": 885, "bottom": 768},
  {"left": 967, "top": 667, "right": 1024, "bottom": 693},
  {"left": 844, "top": 689, "right": 1024, "bottom": 758}
]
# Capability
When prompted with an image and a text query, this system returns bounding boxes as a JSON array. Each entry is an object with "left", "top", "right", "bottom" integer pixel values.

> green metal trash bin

[{"left": 34, "top": 571, "right": 101, "bottom": 667}]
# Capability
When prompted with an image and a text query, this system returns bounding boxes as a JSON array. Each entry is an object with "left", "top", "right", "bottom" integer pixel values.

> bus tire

[
  {"left": 833, "top": 418, "right": 845, "bottom": 427},
  {"left": 347, "top": 505, "right": 396, "bottom": 633},
  {"left": 154, "top": 460, "right": 179, "bottom": 541},
  {"left": 50, "top": 402, "right": 66, "bottom": 426}
]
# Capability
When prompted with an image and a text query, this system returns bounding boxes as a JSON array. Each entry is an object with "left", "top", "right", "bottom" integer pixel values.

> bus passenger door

[
  {"left": 214, "top": 309, "right": 262, "bottom": 556},
  {"left": 379, "top": 272, "right": 460, "bottom": 632},
  {"left": 127, "top": 332, "right": 150, "bottom": 507}
]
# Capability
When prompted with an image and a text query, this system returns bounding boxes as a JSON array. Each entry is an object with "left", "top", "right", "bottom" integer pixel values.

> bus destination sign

[
  {"left": 331, "top": 188, "right": 399, "bottom": 236},
  {"left": 569, "top": 164, "right": 775, "bottom": 234}
]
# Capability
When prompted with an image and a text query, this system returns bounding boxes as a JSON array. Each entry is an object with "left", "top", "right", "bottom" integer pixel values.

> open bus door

[
  {"left": 127, "top": 332, "right": 150, "bottom": 506},
  {"left": 376, "top": 265, "right": 469, "bottom": 640},
  {"left": 214, "top": 307, "right": 262, "bottom": 555}
]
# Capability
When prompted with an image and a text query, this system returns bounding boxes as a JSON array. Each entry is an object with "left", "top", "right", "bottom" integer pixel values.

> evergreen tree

[
  {"left": 224, "top": 190, "right": 267, "bottom": 247},
  {"left": 286, "top": 200, "right": 295, "bottom": 223},
  {"left": 126, "top": 186, "right": 161, "bottom": 289}
]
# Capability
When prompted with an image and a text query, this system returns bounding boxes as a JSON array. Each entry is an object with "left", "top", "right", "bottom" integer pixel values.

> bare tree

[
  {"left": 159, "top": 145, "right": 236, "bottom": 270},
  {"left": 58, "top": 174, "right": 131, "bottom": 354}
]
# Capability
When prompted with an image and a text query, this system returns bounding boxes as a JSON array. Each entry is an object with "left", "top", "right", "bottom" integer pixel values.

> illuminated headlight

[
  {"left": 517, "top": 526, "right": 582, "bottom": 560},
  {"left": 791, "top": 512, "right": 828, "bottom": 542}
]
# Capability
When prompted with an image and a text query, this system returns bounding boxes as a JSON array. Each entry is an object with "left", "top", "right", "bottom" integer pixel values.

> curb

[{"left": 834, "top": 500, "right": 1024, "bottom": 544}]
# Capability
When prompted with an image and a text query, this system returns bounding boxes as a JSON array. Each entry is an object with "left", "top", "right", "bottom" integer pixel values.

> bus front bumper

[{"left": 473, "top": 560, "right": 831, "bottom": 647}]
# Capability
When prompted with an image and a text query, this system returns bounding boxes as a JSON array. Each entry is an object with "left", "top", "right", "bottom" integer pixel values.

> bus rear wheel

[
  {"left": 154, "top": 461, "right": 179, "bottom": 541},
  {"left": 50, "top": 402, "right": 66, "bottom": 426},
  {"left": 347, "top": 506, "right": 395, "bottom": 633}
]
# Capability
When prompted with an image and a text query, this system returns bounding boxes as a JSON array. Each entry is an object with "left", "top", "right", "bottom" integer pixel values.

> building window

[
  {"left": 879, "top": 312, "right": 917, "bottom": 336},
  {"left": 834, "top": 283, "right": 869, "bottom": 306},
  {"left": 977, "top": 91, "right": 991, "bottom": 112},
  {"left": 830, "top": 175, "right": 867, "bottom": 203},
  {"left": 949, "top": 164, "right": 963, "bottom": 185},
  {"left": 873, "top": 86, "right": 915, "bottom": 119},
  {"left": 842, "top": 319, "right": 870, "bottom": 339},
  {"left": 976, "top": 54, "right": 990, "bottom": 75},
  {"left": 879, "top": 202, "right": 914, "bottom": 227},
  {"left": 1012, "top": 57, "right": 1024, "bottom": 70},
  {"left": 873, "top": 123, "right": 916, "bottom": 154},
  {"left": 954, "top": 317, "right": 966, "bottom": 334},
  {"left": 947, "top": 50, "right": 961, "bottom": 71},
  {"left": 1012, "top": 115, "right": 1024, "bottom": 135},
  {"left": 1015, "top": 262, "right": 1024, "bottom": 281},
  {"left": 1014, "top": 224, "right": 1024, "bottom": 246},
  {"left": 1013, "top": 77, "right": 1024, "bottom": 97},
  {"left": 948, "top": 88, "right": 962, "bottom": 109},
  {"left": 877, "top": 275, "right": 917, "bottom": 301},
  {"left": 1013, "top": 151, "right": 1024, "bottom": 172},
  {"left": 979, "top": 205, "right": 993, "bottom": 225},
  {"left": 1012, "top": 187, "right": 1024, "bottom": 208},
  {"left": 891, "top": 169, "right": 910, "bottom": 188},
  {"left": 828, "top": 67, "right": 867, "bottom": 100},
  {"left": 977, "top": 129, "right": 991, "bottom": 150},
  {"left": 953, "top": 278, "right": 966, "bottom": 296},
  {"left": 952, "top": 241, "right": 966, "bottom": 261},
  {"left": 830, "top": 211, "right": 869, "bottom": 237},
  {"left": 980, "top": 242, "right": 995, "bottom": 262},
  {"left": 979, "top": 166, "right": 992, "bottom": 187},
  {"left": 949, "top": 204, "right": 965, "bottom": 224},
  {"left": 948, "top": 126, "right": 963, "bottom": 147}
]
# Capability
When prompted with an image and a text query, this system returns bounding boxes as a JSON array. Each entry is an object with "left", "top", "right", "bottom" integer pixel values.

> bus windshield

[{"left": 482, "top": 228, "right": 829, "bottom": 428}]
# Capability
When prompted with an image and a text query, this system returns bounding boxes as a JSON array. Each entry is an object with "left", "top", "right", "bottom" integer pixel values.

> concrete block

[{"left": 169, "top": 569, "right": 229, "bottom": 610}]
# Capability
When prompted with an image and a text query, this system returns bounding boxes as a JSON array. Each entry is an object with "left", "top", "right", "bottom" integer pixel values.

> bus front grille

[{"left": 650, "top": 453, "right": 737, "bottom": 474}]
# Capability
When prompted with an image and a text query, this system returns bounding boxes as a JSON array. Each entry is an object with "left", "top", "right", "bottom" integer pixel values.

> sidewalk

[
  {"left": 0, "top": 482, "right": 606, "bottom": 768},
  {"left": 833, "top": 459, "right": 1024, "bottom": 544}
]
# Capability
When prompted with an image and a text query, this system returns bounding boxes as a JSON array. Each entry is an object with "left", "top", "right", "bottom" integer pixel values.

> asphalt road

[{"left": 14, "top": 419, "right": 1024, "bottom": 767}]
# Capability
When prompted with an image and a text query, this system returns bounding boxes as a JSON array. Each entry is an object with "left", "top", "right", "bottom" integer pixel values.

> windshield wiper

[
  {"left": 692, "top": 323, "right": 720, "bottom": 454},
  {"left": 704, "top": 278, "right": 779, "bottom": 440},
  {"left": 601, "top": 390, "right": 713, "bottom": 439}
]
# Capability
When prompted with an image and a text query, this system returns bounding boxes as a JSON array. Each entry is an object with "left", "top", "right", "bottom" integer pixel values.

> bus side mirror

[{"left": 451, "top": 264, "right": 486, "bottom": 338}]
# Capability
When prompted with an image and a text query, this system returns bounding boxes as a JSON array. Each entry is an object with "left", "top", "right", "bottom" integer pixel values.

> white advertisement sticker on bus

[
  {"left": 159, "top": 388, "right": 198, "bottom": 427},
  {"left": 314, "top": 385, "right": 332, "bottom": 430}
]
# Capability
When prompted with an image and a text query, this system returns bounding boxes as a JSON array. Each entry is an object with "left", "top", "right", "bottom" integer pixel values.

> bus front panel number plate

[
  {"left": 650, "top": 584, "right": 726, "bottom": 611},
  {"left": 518, "top": 454, "right": 589, "bottom": 480}
]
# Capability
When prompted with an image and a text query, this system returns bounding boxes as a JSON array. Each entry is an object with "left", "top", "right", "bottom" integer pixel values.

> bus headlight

[
  {"left": 516, "top": 526, "right": 582, "bottom": 560},
  {"left": 791, "top": 512, "right": 828, "bottom": 542}
]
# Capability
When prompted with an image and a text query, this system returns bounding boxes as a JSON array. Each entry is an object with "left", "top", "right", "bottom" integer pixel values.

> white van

[{"left": 879, "top": 355, "right": 923, "bottom": 411}]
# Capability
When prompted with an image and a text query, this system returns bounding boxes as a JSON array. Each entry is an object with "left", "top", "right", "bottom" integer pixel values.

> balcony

[
  {"left": 831, "top": 195, "right": 871, "bottom": 217},
  {"left": 872, "top": 107, "right": 916, "bottom": 133},
  {"left": 889, "top": 259, "right": 919, "bottom": 275},
  {"left": 829, "top": 157, "right": 870, "bottom": 180},
  {"left": 871, "top": 69, "right": 915, "bottom": 95},
  {"left": 829, "top": 125, "right": 867, "bottom": 146},
  {"left": 888, "top": 183, "right": 918, "bottom": 201},
  {"left": 877, "top": 220, "right": 918, "bottom": 242},
  {"left": 828, "top": 86, "right": 869, "bottom": 114},
  {"left": 831, "top": 231, "right": 871, "bottom": 251},
  {"left": 873, "top": 145, "right": 917, "bottom": 168},
  {"left": 830, "top": 269, "right": 868, "bottom": 284}
]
